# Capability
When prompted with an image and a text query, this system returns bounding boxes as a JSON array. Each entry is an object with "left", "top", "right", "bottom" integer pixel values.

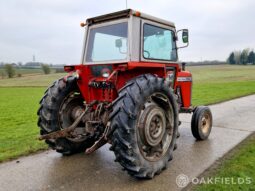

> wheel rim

[
  {"left": 201, "top": 112, "right": 211, "bottom": 135},
  {"left": 58, "top": 91, "right": 87, "bottom": 142},
  {"left": 137, "top": 93, "right": 174, "bottom": 162},
  {"left": 144, "top": 107, "right": 166, "bottom": 147}
]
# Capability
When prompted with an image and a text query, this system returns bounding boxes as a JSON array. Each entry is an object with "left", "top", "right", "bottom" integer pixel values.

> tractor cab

[
  {"left": 65, "top": 9, "right": 192, "bottom": 109},
  {"left": 80, "top": 9, "right": 183, "bottom": 65}
]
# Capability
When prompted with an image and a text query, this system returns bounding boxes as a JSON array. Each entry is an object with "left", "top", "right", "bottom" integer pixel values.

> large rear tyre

[
  {"left": 191, "top": 106, "right": 213, "bottom": 140},
  {"left": 110, "top": 74, "right": 179, "bottom": 178},
  {"left": 37, "top": 77, "right": 95, "bottom": 155}
]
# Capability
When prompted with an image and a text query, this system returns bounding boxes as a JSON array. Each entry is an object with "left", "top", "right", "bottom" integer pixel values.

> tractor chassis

[{"left": 39, "top": 100, "right": 196, "bottom": 154}]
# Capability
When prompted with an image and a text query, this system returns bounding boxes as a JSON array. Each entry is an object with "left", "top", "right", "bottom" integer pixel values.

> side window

[{"left": 143, "top": 24, "right": 177, "bottom": 61}]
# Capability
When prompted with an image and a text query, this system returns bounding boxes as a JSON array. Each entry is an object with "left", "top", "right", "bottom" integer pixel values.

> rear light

[
  {"left": 101, "top": 68, "right": 111, "bottom": 78},
  {"left": 64, "top": 66, "right": 75, "bottom": 72},
  {"left": 102, "top": 72, "right": 110, "bottom": 78}
]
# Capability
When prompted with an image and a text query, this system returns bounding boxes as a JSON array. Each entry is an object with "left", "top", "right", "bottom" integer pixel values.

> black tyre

[
  {"left": 37, "top": 77, "right": 95, "bottom": 155},
  {"left": 109, "top": 74, "right": 179, "bottom": 178},
  {"left": 191, "top": 106, "right": 213, "bottom": 140}
]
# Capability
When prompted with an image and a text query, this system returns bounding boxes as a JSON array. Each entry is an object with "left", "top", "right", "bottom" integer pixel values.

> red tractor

[{"left": 38, "top": 9, "right": 212, "bottom": 179}]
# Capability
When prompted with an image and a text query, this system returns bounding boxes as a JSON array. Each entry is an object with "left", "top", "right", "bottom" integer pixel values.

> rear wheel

[
  {"left": 110, "top": 74, "right": 179, "bottom": 178},
  {"left": 191, "top": 106, "right": 213, "bottom": 140},
  {"left": 37, "top": 77, "right": 95, "bottom": 155}
]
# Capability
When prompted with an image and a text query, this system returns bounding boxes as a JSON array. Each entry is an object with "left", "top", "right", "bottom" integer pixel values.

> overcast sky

[{"left": 0, "top": 0, "right": 255, "bottom": 64}]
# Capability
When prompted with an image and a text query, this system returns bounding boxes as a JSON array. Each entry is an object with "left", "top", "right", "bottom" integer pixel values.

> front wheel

[
  {"left": 191, "top": 106, "right": 213, "bottom": 140},
  {"left": 110, "top": 74, "right": 179, "bottom": 178}
]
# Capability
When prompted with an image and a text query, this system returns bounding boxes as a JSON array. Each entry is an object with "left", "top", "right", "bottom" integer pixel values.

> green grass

[
  {"left": 0, "top": 73, "right": 65, "bottom": 87},
  {"left": 0, "top": 68, "right": 60, "bottom": 79},
  {"left": 0, "top": 65, "right": 255, "bottom": 163},
  {"left": 0, "top": 87, "right": 47, "bottom": 162},
  {"left": 188, "top": 65, "right": 255, "bottom": 105},
  {"left": 14, "top": 68, "right": 43, "bottom": 74},
  {"left": 0, "top": 68, "right": 43, "bottom": 79},
  {"left": 192, "top": 81, "right": 255, "bottom": 105},
  {"left": 194, "top": 134, "right": 255, "bottom": 191}
]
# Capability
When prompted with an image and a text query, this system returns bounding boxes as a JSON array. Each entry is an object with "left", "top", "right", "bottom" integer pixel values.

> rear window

[{"left": 86, "top": 22, "right": 128, "bottom": 62}]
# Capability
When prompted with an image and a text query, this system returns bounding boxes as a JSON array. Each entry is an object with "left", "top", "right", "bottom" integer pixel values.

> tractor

[{"left": 37, "top": 9, "right": 213, "bottom": 179}]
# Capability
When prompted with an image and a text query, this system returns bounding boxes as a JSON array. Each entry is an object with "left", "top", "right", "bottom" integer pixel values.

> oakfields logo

[
  {"left": 176, "top": 174, "right": 189, "bottom": 188},
  {"left": 176, "top": 174, "right": 252, "bottom": 188}
]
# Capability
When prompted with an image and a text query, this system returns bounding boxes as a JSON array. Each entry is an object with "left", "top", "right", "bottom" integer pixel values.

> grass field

[
  {"left": 0, "top": 68, "right": 61, "bottom": 79},
  {"left": 0, "top": 87, "right": 47, "bottom": 162},
  {"left": 194, "top": 134, "right": 255, "bottom": 191},
  {"left": 188, "top": 65, "right": 255, "bottom": 105},
  {"left": 0, "top": 68, "right": 43, "bottom": 78},
  {"left": 0, "top": 73, "right": 64, "bottom": 87},
  {"left": 0, "top": 65, "right": 255, "bottom": 163}
]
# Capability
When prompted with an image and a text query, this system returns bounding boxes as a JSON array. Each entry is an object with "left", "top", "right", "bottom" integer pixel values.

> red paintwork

[
  {"left": 66, "top": 61, "right": 192, "bottom": 108},
  {"left": 176, "top": 71, "right": 192, "bottom": 108}
]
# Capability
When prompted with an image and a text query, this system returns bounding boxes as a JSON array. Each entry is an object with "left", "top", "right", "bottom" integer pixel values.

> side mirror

[
  {"left": 182, "top": 29, "right": 189, "bottom": 43},
  {"left": 115, "top": 38, "right": 127, "bottom": 54},
  {"left": 176, "top": 29, "right": 189, "bottom": 49},
  {"left": 115, "top": 39, "right": 122, "bottom": 48}
]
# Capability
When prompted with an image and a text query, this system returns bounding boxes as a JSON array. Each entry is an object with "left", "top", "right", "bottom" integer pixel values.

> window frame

[
  {"left": 83, "top": 18, "right": 130, "bottom": 65},
  {"left": 141, "top": 20, "right": 178, "bottom": 63}
]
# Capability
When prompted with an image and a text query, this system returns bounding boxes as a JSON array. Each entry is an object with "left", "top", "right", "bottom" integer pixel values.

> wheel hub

[
  {"left": 71, "top": 106, "right": 84, "bottom": 119},
  {"left": 201, "top": 114, "right": 210, "bottom": 134},
  {"left": 137, "top": 93, "right": 174, "bottom": 162},
  {"left": 59, "top": 92, "right": 87, "bottom": 142},
  {"left": 142, "top": 107, "right": 166, "bottom": 146}
]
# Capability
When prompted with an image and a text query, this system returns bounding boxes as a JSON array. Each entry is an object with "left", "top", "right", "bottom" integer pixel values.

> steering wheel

[{"left": 144, "top": 50, "right": 150, "bottom": 58}]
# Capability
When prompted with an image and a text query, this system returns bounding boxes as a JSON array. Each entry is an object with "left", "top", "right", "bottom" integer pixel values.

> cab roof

[{"left": 86, "top": 9, "right": 175, "bottom": 27}]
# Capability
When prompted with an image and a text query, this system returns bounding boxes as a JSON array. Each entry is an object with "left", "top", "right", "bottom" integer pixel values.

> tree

[
  {"left": 4, "top": 64, "right": 16, "bottom": 78},
  {"left": 41, "top": 64, "right": 51, "bottom": 74},
  {"left": 234, "top": 51, "right": 241, "bottom": 65},
  {"left": 240, "top": 49, "right": 249, "bottom": 65},
  {"left": 248, "top": 51, "right": 255, "bottom": 65},
  {"left": 17, "top": 62, "right": 23, "bottom": 67},
  {"left": 227, "top": 52, "right": 235, "bottom": 64},
  {"left": 1, "top": 71, "right": 5, "bottom": 79}
]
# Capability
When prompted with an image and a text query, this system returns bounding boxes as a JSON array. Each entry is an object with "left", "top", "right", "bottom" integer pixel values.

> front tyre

[
  {"left": 110, "top": 74, "right": 179, "bottom": 178},
  {"left": 37, "top": 77, "right": 95, "bottom": 155},
  {"left": 191, "top": 106, "right": 213, "bottom": 140}
]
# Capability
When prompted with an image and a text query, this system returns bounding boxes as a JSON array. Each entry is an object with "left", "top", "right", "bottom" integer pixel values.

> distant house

[
  {"left": 11, "top": 63, "right": 18, "bottom": 67},
  {"left": 24, "top": 62, "right": 44, "bottom": 68}
]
